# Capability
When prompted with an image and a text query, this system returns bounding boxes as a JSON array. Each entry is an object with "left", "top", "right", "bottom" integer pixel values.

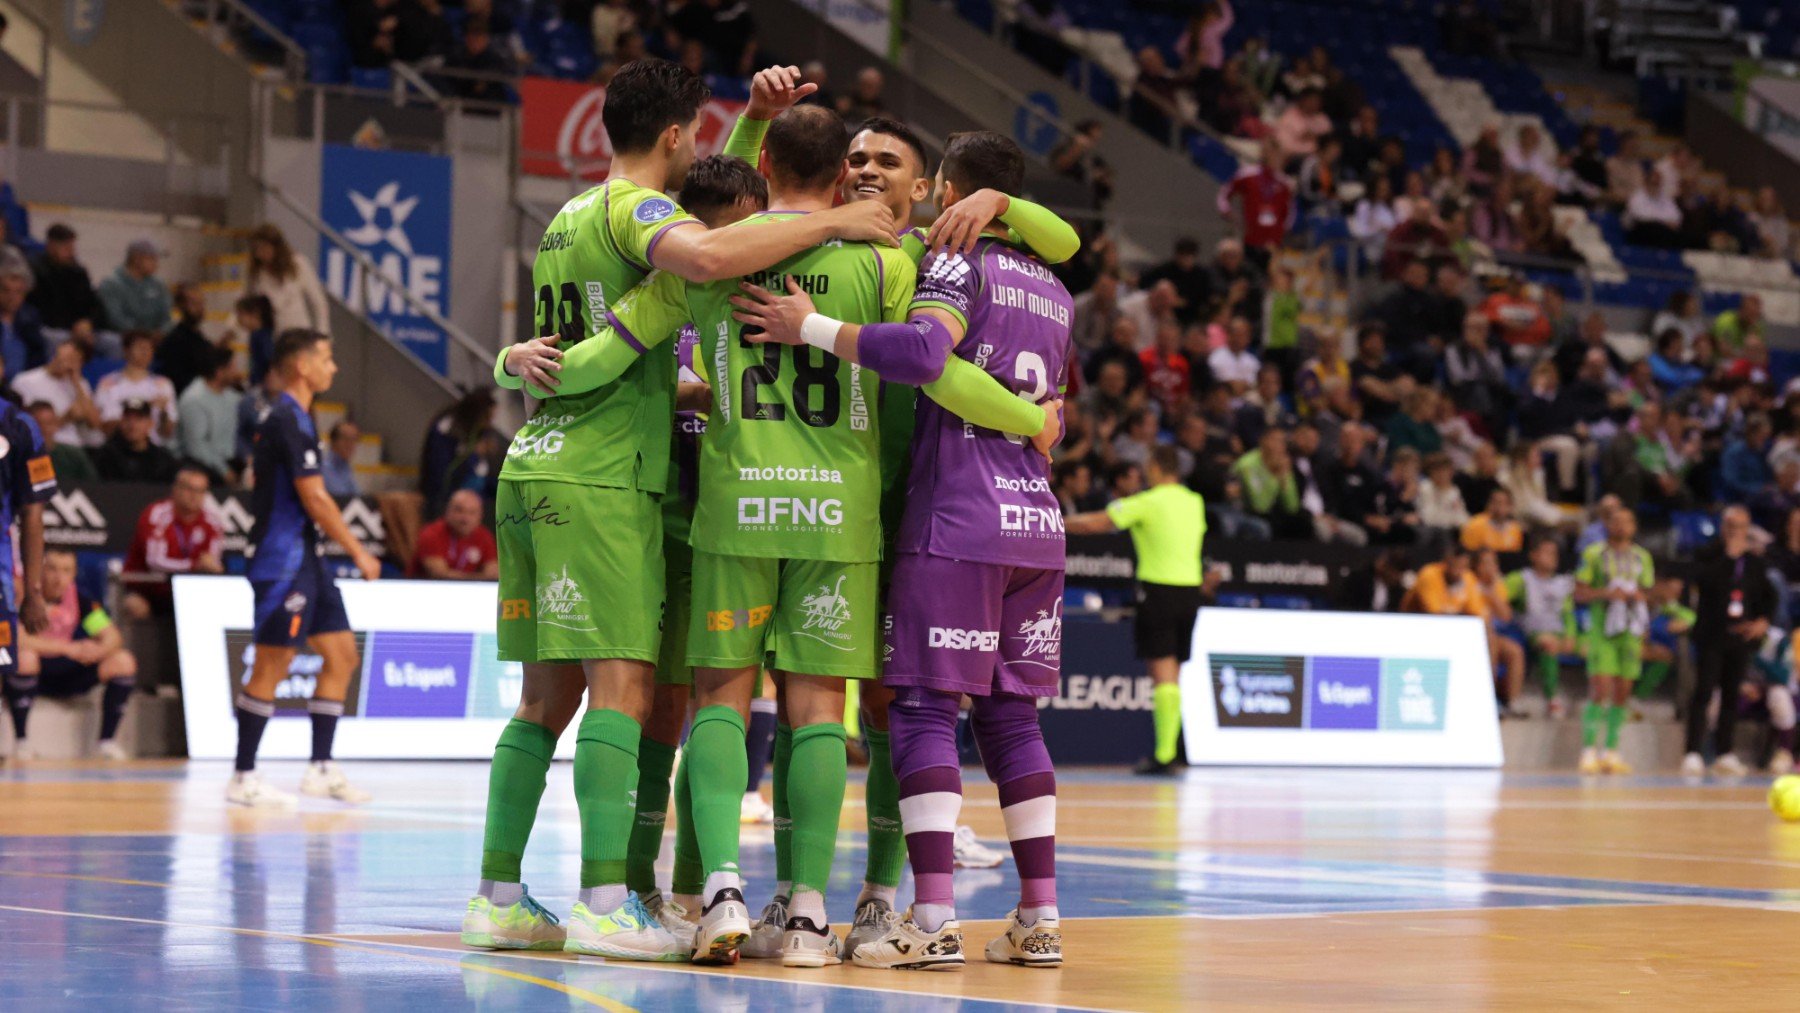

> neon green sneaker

[
  {"left": 461, "top": 887, "right": 565, "bottom": 951},
  {"left": 564, "top": 893, "right": 687, "bottom": 961}
]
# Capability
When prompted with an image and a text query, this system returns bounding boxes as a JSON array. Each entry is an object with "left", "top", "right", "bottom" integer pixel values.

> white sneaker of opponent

[
  {"left": 850, "top": 913, "right": 965, "bottom": 971},
  {"left": 96, "top": 739, "right": 128, "bottom": 761},
  {"left": 9, "top": 739, "right": 34, "bottom": 763},
  {"left": 740, "top": 790, "right": 774, "bottom": 824},
  {"left": 565, "top": 894, "right": 686, "bottom": 961},
  {"left": 643, "top": 892, "right": 698, "bottom": 952},
  {"left": 1772, "top": 749, "right": 1795, "bottom": 776},
  {"left": 780, "top": 915, "right": 843, "bottom": 968},
  {"left": 952, "top": 825, "right": 1005, "bottom": 869},
  {"left": 226, "top": 771, "right": 297, "bottom": 809},
  {"left": 691, "top": 888, "right": 751, "bottom": 966},
  {"left": 985, "top": 908, "right": 1063, "bottom": 968},
  {"left": 300, "top": 761, "right": 373, "bottom": 804},
  {"left": 1679, "top": 752, "right": 1704, "bottom": 778},
  {"left": 1712, "top": 753, "right": 1749, "bottom": 778},
  {"left": 738, "top": 895, "right": 789, "bottom": 959}
]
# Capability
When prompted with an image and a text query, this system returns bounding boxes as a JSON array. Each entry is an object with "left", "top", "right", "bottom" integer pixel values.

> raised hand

[
  {"left": 928, "top": 188, "right": 1009, "bottom": 256},
  {"left": 745, "top": 65, "right": 819, "bottom": 120},
  {"left": 820, "top": 200, "right": 899, "bottom": 247}
]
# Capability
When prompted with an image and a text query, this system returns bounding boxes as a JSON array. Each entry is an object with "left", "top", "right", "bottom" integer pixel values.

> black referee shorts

[{"left": 1134, "top": 581, "right": 1203, "bottom": 662}]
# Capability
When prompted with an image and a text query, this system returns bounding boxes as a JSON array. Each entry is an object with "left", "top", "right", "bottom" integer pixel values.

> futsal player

[
  {"left": 0, "top": 394, "right": 57, "bottom": 764},
  {"left": 1573, "top": 506, "right": 1654, "bottom": 775},
  {"left": 1065, "top": 445, "right": 1208, "bottom": 776},
  {"left": 732, "top": 129, "right": 1073, "bottom": 969},
  {"left": 229, "top": 328, "right": 381, "bottom": 809},
  {"left": 16, "top": 549, "right": 137, "bottom": 760}
]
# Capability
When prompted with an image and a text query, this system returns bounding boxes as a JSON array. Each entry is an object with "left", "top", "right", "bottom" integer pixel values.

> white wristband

[{"left": 799, "top": 313, "right": 841, "bottom": 352}]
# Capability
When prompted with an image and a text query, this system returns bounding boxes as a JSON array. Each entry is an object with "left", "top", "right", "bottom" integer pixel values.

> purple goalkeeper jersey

[{"left": 896, "top": 238, "right": 1073, "bottom": 570}]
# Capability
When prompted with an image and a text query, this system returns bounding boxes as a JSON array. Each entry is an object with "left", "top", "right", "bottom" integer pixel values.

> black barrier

[
  {"left": 1066, "top": 532, "right": 1378, "bottom": 599},
  {"left": 42, "top": 481, "right": 389, "bottom": 559},
  {"left": 1038, "top": 616, "right": 1154, "bottom": 765}
]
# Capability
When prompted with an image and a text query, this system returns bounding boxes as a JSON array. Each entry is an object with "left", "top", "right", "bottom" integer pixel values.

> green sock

[
  {"left": 574, "top": 708, "right": 641, "bottom": 890},
  {"left": 671, "top": 753, "right": 704, "bottom": 898},
  {"left": 1537, "top": 652, "right": 1561, "bottom": 699},
  {"left": 1582, "top": 701, "right": 1603, "bottom": 748},
  {"left": 862, "top": 728, "right": 903, "bottom": 889},
  {"left": 787, "top": 722, "right": 849, "bottom": 898},
  {"left": 686, "top": 705, "right": 748, "bottom": 880},
  {"left": 1152, "top": 683, "right": 1182, "bottom": 764},
  {"left": 1635, "top": 663, "right": 1669, "bottom": 699},
  {"left": 772, "top": 723, "right": 793, "bottom": 890},
  {"left": 626, "top": 736, "right": 676, "bottom": 897},
  {"left": 480, "top": 718, "right": 557, "bottom": 883},
  {"left": 1605, "top": 703, "right": 1628, "bottom": 749}
]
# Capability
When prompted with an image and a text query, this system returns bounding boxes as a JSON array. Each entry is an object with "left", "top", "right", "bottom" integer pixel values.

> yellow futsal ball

[{"left": 1771, "top": 776, "right": 1800, "bottom": 822}]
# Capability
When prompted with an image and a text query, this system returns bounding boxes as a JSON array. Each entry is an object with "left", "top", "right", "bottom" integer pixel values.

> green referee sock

[
  {"left": 574, "top": 708, "right": 640, "bottom": 894},
  {"left": 861, "top": 728, "right": 904, "bottom": 902},
  {"left": 1581, "top": 701, "right": 1603, "bottom": 748},
  {"left": 772, "top": 723, "right": 794, "bottom": 895},
  {"left": 1605, "top": 703, "right": 1628, "bottom": 750},
  {"left": 479, "top": 718, "right": 557, "bottom": 884},
  {"left": 625, "top": 736, "right": 676, "bottom": 898},
  {"left": 671, "top": 753, "right": 704, "bottom": 901},
  {"left": 1537, "top": 652, "right": 1561, "bottom": 700},
  {"left": 788, "top": 722, "right": 848, "bottom": 907},
  {"left": 686, "top": 705, "right": 748, "bottom": 886},
  {"left": 1153, "top": 683, "right": 1182, "bottom": 765}
]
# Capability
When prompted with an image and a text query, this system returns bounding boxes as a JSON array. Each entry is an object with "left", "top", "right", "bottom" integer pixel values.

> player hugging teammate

[{"left": 472, "top": 58, "right": 1079, "bottom": 971}]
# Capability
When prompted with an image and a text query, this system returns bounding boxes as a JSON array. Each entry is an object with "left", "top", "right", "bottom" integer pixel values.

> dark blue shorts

[
  {"left": 39, "top": 655, "right": 100, "bottom": 697},
  {"left": 252, "top": 561, "right": 350, "bottom": 648}
]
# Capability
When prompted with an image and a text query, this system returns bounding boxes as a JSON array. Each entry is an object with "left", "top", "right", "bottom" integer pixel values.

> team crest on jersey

[
  {"left": 1009, "top": 600, "right": 1061, "bottom": 668},
  {"left": 634, "top": 196, "right": 677, "bottom": 224},
  {"left": 536, "top": 564, "right": 595, "bottom": 631},
  {"left": 794, "top": 574, "right": 855, "bottom": 651}
]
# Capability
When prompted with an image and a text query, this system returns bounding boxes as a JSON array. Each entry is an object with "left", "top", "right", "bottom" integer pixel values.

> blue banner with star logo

[{"left": 319, "top": 145, "right": 454, "bottom": 374}]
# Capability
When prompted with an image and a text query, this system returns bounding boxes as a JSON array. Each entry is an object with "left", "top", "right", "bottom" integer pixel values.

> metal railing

[{"left": 190, "top": 0, "right": 307, "bottom": 82}]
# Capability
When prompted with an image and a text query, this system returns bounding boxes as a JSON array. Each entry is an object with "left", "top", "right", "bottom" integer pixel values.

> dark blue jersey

[
  {"left": 246, "top": 392, "right": 322, "bottom": 581},
  {"left": 0, "top": 401, "right": 56, "bottom": 609}
]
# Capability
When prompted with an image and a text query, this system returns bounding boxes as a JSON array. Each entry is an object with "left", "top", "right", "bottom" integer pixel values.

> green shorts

[
  {"left": 495, "top": 479, "right": 664, "bottom": 664},
  {"left": 687, "top": 549, "right": 879, "bottom": 680},
  {"left": 657, "top": 519, "right": 695, "bottom": 686},
  {"left": 1586, "top": 631, "right": 1643, "bottom": 681}
]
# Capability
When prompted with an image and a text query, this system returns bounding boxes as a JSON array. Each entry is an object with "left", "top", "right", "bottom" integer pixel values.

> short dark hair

[
  {"left": 235, "top": 293, "right": 274, "bottom": 330},
  {"left": 1148, "top": 444, "right": 1182, "bottom": 478},
  {"left": 329, "top": 420, "right": 357, "bottom": 441},
  {"left": 1174, "top": 237, "right": 1199, "bottom": 257},
  {"left": 202, "top": 344, "right": 235, "bottom": 379},
  {"left": 679, "top": 155, "right": 769, "bottom": 225},
  {"left": 121, "top": 329, "right": 156, "bottom": 351},
  {"left": 854, "top": 116, "right": 929, "bottom": 176},
  {"left": 602, "top": 58, "right": 711, "bottom": 156},
  {"left": 174, "top": 463, "right": 211, "bottom": 486},
  {"left": 940, "top": 130, "right": 1025, "bottom": 197},
  {"left": 764, "top": 104, "right": 851, "bottom": 190},
  {"left": 271, "top": 328, "right": 325, "bottom": 373},
  {"left": 45, "top": 223, "right": 74, "bottom": 243}
]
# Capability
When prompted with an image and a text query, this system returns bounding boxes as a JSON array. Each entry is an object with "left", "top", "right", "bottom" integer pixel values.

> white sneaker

[
  {"left": 565, "top": 894, "right": 686, "bottom": 961},
  {"left": 299, "top": 761, "right": 373, "bottom": 804},
  {"left": 1772, "top": 749, "right": 1795, "bottom": 776},
  {"left": 1578, "top": 747, "right": 1601, "bottom": 775},
  {"left": 844, "top": 897, "right": 898, "bottom": 955},
  {"left": 691, "top": 888, "right": 752, "bottom": 966},
  {"left": 1680, "top": 752, "right": 1705, "bottom": 778},
  {"left": 850, "top": 912, "right": 965, "bottom": 970},
  {"left": 1602, "top": 750, "right": 1632, "bottom": 775},
  {"left": 226, "top": 771, "right": 297, "bottom": 809},
  {"left": 643, "top": 892, "right": 698, "bottom": 952},
  {"left": 96, "top": 739, "right": 128, "bottom": 761},
  {"left": 740, "top": 790, "right": 773, "bottom": 824},
  {"left": 780, "top": 915, "right": 843, "bottom": 968},
  {"left": 8, "top": 739, "right": 33, "bottom": 763},
  {"left": 953, "top": 825, "right": 1005, "bottom": 869},
  {"left": 738, "top": 896, "right": 788, "bottom": 959},
  {"left": 461, "top": 887, "right": 565, "bottom": 951},
  {"left": 1712, "top": 753, "right": 1749, "bottom": 778},
  {"left": 984, "top": 908, "right": 1062, "bottom": 968}
]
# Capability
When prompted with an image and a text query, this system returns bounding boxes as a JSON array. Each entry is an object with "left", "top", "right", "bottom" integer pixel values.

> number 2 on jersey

[{"left": 1003, "top": 351, "right": 1050, "bottom": 445}]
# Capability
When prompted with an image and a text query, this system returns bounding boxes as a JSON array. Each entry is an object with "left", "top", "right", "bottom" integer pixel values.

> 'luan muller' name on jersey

[{"left": 898, "top": 239, "right": 1074, "bottom": 571}]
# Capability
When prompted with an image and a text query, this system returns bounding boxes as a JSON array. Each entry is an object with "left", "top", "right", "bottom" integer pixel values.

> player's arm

[
  {"left": 724, "top": 64, "right": 811, "bottom": 164},
  {"left": 16, "top": 415, "right": 55, "bottom": 634},
  {"left": 651, "top": 203, "right": 897, "bottom": 282},
  {"left": 723, "top": 113, "right": 770, "bottom": 164},
  {"left": 295, "top": 475, "right": 380, "bottom": 581},
  {"left": 420, "top": 553, "right": 477, "bottom": 581},
  {"left": 1571, "top": 551, "right": 1607, "bottom": 603},
  {"left": 1067, "top": 493, "right": 1138, "bottom": 535},
  {"left": 499, "top": 273, "right": 688, "bottom": 397},
  {"left": 928, "top": 191, "right": 1081, "bottom": 264}
]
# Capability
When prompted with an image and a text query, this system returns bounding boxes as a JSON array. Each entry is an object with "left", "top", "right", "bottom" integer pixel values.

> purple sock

[
  {"left": 889, "top": 686, "right": 964, "bottom": 920},
  {"left": 972, "top": 693, "right": 1057, "bottom": 912}
]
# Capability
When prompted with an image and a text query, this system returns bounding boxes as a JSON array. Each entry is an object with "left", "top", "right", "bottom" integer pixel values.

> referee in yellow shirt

[{"left": 1067, "top": 445, "right": 1208, "bottom": 775}]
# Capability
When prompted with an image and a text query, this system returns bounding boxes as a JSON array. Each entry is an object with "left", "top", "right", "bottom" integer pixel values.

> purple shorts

[{"left": 882, "top": 552, "right": 1064, "bottom": 698}]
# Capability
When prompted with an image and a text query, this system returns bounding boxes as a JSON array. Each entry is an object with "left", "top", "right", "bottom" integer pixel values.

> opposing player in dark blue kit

[
  {"left": 228, "top": 329, "right": 382, "bottom": 808},
  {"left": 0, "top": 401, "right": 58, "bottom": 763}
]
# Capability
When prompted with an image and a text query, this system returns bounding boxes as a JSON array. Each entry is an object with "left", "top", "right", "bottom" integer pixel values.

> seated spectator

[
  {"left": 1462, "top": 486, "right": 1525, "bottom": 553},
  {"left": 1127, "top": 47, "right": 1183, "bottom": 140},
  {"left": 1112, "top": 410, "right": 1159, "bottom": 469},
  {"left": 1720, "top": 412, "right": 1777, "bottom": 504},
  {"left": 1231, "top": 427, "right": 1308, "bottom": 538},
  {"left": 1324, "top": 424, "right": 1405, "bottom": 545},
  {"left": 1569, "top": 126, "right": 1608, "bottom": 200},
  {"left": 1445, "top": 312, "right": 1510, "bottom": 431},
  {"left": 28, "top": 223, "right": 100, "bottom": 331},
  {"left": 1339, "top": 105, "right": 1383, "bottom": 182},
  {"left": 1233, "top": 364, "right": 1294, "bottom": 447},
  {"left": 1504, "top": 124, "right": 1558, "bottom": 189},
  {"left": 1273, "top": 89, "right": 1331, "bottom": 166},
  {"left": 1407, "top": 543, "right": 1486, "bottom": 616},
  {"left": 1054, "top": 459, "right": 1102, "bottom": 515},
  {"left": 1079, "top": 359, "right": 1136, "bottom": 424},
  {"left": 1295, "top": 328, "right": 1349, "bottom": 419},
  {"left": 232, "top": 294, "right": 276, "bottom": 387},
  {"left": 1481, "top": 274, "right": 1550, "bottom": 356},
  {"left": 838, "top": 67, "right": 887, "bottom": 123},
  {"left": 1380, "top": 446, "right": 1425, "bottom": 544},
  {"left": 1751, "top": 186, "right": 1791, "bottom": 259},
  {"left": 1296, "top": 137, "right": 1344, "bottom": 214},
  {"left": 442, "top": 17, "right": 513, "bottom": 103},
  {"left": 1518, "top": 180, "right": 1576, "bottom": 263},
  {"left": 1499, "top": 440, "right": 1566, "bottom": 530},
  {"left": 1288, "top": 420, "right": 1362, "bottom": 544},
  {"left": 1461, "top": 125, "right": 1506, "bottom": 199},
  {"left": 0, "top": 250, "right": 46, "bottom": 380},
  {"left": 25, "top": 400, "right": 93, "bottom": 483},
  {"left": 323, "top": 420, "right": 362, "bottom": 499},
  {"left": 1070, "top": 268, "right": 1123, "bottom": 354},
  {"left": 1349, "top": 323, "right": 1405, "bottom": 427},
  {"left": 1471, "top": 175, "right": 1521, "bottom": 253},
  {"left": 420, "top": 388, "right": 500, "bottom": 516},
  {"left": 1047, "top": 120, "right": 1114, "bottom": 209},
  {"left": 410, "top": 488, "right": 498, "bottom": 580},
  {"left": 1336, "top": 546, "right": 1411, "bottom": 611},
  {"left": 176, "top": 346, "right": 242, "bottom": 484},
  {"left": 1139, "top": 321, "right": 1191, "bottom": 416},
  {"left": 1434, "top": 394, "right": 1485, "bottom": 470},
  {"left": 1140, "top": 238, "right": 1212, "bottom": 328},
  {"left": 1393, "top": 171, "right": 1433, "bottom": 226},
  {"left": 1472, "top": 547, "right": 1529, "bottom": 713},
  {"left": 94, "top": 331, "right": 176, "bottom": 444},
  {"left": 1380, "top": 199, "right": 1451, "bottom": 280},
  {"left": 1552, "top": 311, "right": 1625, "bottom": 385},
  {"left": 156, "top": 283, "right": 216, "bottom": 396},
  {"left": 1457, "top": 440, "right": 1503, "bottom": 514},
  {"left": 1084, "top": 317, "right": 1148, "bottom": 391},
  {"left": 1725, "top": 336, "right": 1772, "bottom": 388},
  {"left": 1120, "top": 280, "right": 1182, "bottom": 349},
  {"left": 96, "top": 240, "right": 171, "bottom": 335},
  {"left": 1417, "top": 451, "right": 1470, "bottom": 537},
  {"left": 1606, "top": 130, "right": 1644, "bottom": 205},
  {"left": 11, "top": 549, "right": 138, "bottom": 760},
  {"left": 1425, "top": 147, "right": 1467, "bottom": 207},
  {"left": 590, "top": 0, "right": 637, "bottom": 63},
  {"left": 1385, "top": 387, "right": 1443, "bottom": 458},
  {"left": 1374, "top": 260, "right": 1447, "bottom": 381},
  {"left": 1648, "top": 329, "right": 1704, "bottom": 392},
  {"left": 1650, "top": 290, "right": 1705, "bottom": 356},
  {"left": 1625, "top": 168, "right": 1683, "bottom": 248},
  {"left": 92, "top": 399, "right": 178, "bottom": 483},
  {"left": 1207, "top": 238, "right": 1265, "bottom": 323},
  {"left": 1208, "top": 317, "right": 1260, "bottom": 398},
  {"left": 14, "top": 341, "right": 99, "bottom": 448},
  {"left": 121, "top": 466, "right": 223, "bottom": 618},
  {"left": 1348, "top": 175, "right": 1399, "bottom": 261},
  {"left": 1713, "top": 294, "right": 1765, "bottom": 353}
]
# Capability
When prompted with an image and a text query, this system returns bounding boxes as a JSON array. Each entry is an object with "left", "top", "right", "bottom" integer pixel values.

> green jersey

[
  {"left": 607, "top": 212, "right": 917, "bottom": 562},
  {"left": 500, "top": 178, "right": 700, "bottom": 493},
  {"left": 1574, "top": 541, "right": 1655, "bottom": 631}
]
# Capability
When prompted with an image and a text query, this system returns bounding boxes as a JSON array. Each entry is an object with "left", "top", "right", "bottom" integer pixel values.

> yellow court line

[
  {"left": 0, "top": 869, "right": 171, "bottom": 889},
  {"left": 0, "top": 904, "right": 636, "bottom": 1012}
]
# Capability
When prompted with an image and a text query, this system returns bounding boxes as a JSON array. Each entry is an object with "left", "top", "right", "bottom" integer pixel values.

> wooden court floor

[{"left": 3, "top": 761, "right": 1800, "bottom": 1010}]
